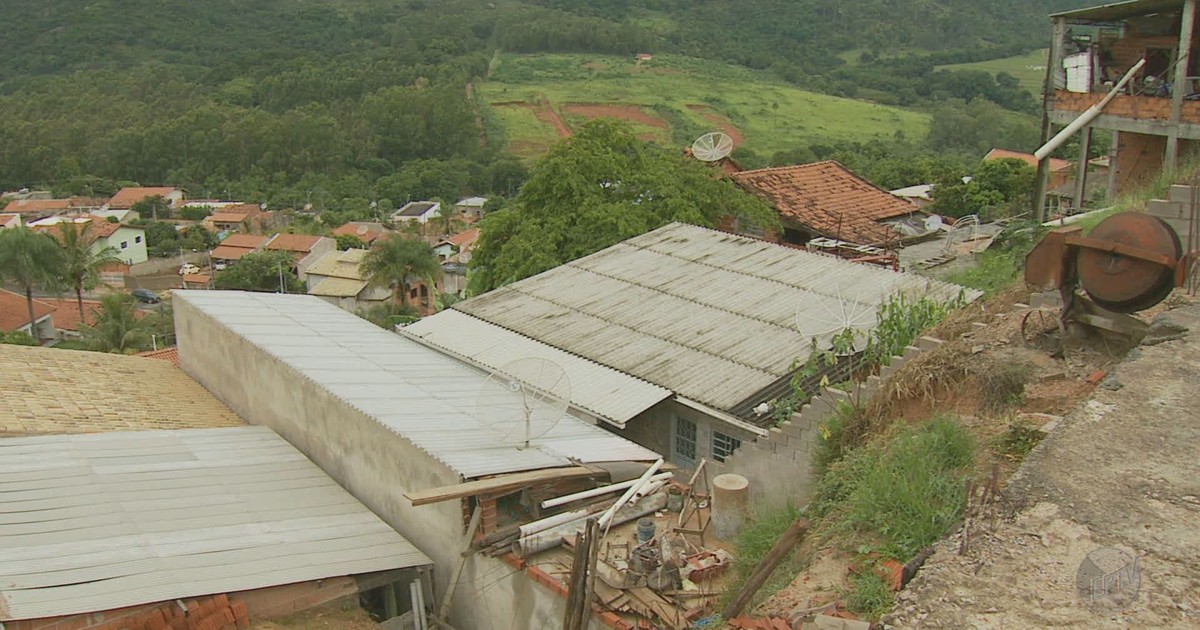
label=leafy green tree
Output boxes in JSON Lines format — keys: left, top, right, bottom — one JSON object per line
{"left": 54, "top": 221, "right": 123, "bottom": 322}
{"left": 930, "top": 158, "right": 1035, "bottom": 219}
{"left": 336, "top": 234, "right": 367, "bottom": 251}
{"left": 357, "top": 302, "right": 420, "bottom": 329}
{"left": 469, "top": 120, "right": 776, "bottom": 293}
{"left": 214, "top": 250, "right": 304, "bottom": 293}
{"left": 131, "top": 195, "right": 171, "bottom": 221}
{"left": 79, "top": 293, "right": 153, "bottom": 354}
{"left": 179, "top": 206, "right": 212, "bottom": 221}
{"left": 361, "top": 235, "right": 441, "bottom": 308}
{"left": 0, "top": 227, "right": 65, "bottom": 335}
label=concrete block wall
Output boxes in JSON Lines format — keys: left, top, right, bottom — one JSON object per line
{"left": 713, "top": 337, "right": 943, "bottom": 509}
{"left": 1152, "top": 186, "right": 1199, "bottom": 255}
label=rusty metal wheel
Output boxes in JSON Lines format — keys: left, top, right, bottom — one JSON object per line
{"left": 1021, "top": 308, "right": 1066, "bottom": 357}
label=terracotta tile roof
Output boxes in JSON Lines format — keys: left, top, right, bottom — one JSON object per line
{"left": 0, "top": 289, "right": 55, "bottom": 333}
{"left": 985, "top": 148, "right": 1072, "bottom": 173}
{"left": 209, "top": 211, "right": 251, "bottom": 223}
{"left": 137, "top": 347, "right": 180, "bottom": 366}
{"left": 441, "top": 228, "right": 479, "bottom": 249}
{"left": 34, "top": 216, "right": 124, "bottom": 239}
{"left": 219, "top": 233, "right": 269, "bottom": 248}
{"left": 730, "top": 161, "right": 910, "bottom": 245}
{"left": 107, "top": 187, "right": 179, "bottom": 209}
{"left": 333, "top": 222, "right": 388, "bottom": 244}
{"left": 0, "top": 213, "right": 21, "bottom": 228}
{"left": 2, "top": 198, "right": 74, "bottom": 215}
{"left": 210, "top": 245, "right": 256, "bottom": 261}
{"left": 182, "top": 273, "right": 211, "bottom": 284}
{"left": 266, "top": 233, "right": 322, "bottom": 253}
{"left": 0, "top": 344, "right": 243, "bottom": 435}
{"left": 34, "top": 297, "right": 147, "bottom": 332}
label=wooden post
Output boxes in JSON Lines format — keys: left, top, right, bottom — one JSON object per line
{"left": 1073, "top": 126, "right": 1093, "bottom": 212}
{"left": 721, "top": 517, "right": 809, "bottom": 619}
{"left": 437, "top": 506, "right": 482, "bottom": 622}
{"left": 562, "top": 531, "right": 588, "bottom": 630}
{"left": 1036, "top": 17, "right": 1068, "bottom": 222}
{"left": 582, "top": 518, "right": 600, "bottom": 628}
{"left": 1167, "top": 0, "right": 1197, "bottom": 170}
{"left": 1108, "top": 130, "right": 1121, "bottom": 200}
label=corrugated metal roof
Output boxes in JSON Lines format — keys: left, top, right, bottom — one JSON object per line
{"left": 400, "top": 310, "right": 672, "bottom": 428}
{"left": 305, "top": 248, "right": 368, "bottom": 280}
{"left": 0, "top": 426, "right": 430, "bottom": 621}
{"left": 1051, "top": 0, "right": 1181, "bottom": 21}
{"left": 309, "top": 276, "right": 369, "bottom": 297}
{"left": 176, "top": 292, "right": 660, "bottom": 479}
{"left": 456, "top": 223, "right": 978, "bottom": 411}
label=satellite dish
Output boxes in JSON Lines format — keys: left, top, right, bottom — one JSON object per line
{"left": 691, "top": 132, "right": 734, "bottom": 162}
{"left": 474, "top": 358, "right": 571, "bottom": 449}
{"left": 797, "top": 286, "right": 876, "bottom": 355}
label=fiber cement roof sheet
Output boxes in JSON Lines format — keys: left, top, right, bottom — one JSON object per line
{"left": 456, "top": 223, "right": 977, "bottom": 411}
{"left": 0, "top": 426, "right": 430, "bottom": 621}
{"left": 400, "top": 310, "right": 671, "bottom": 427}
{"left": 175, "top": 292, "right": 659, "bottom": 479}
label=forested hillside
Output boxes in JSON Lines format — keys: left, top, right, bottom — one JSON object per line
{"left": 0, "top": 0, "right": 1093, "bottom": 204}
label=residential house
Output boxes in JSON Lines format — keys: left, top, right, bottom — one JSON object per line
{"left": 0, "top": 344, "right": 433, "bottom": 626}
{"left": 181, "top": 273, "right": 212, "bottom": 289}
{"left": 401, "top": 223, "right": 976, "bottom": 501}
{"left": 391, "top": 200, "right": 441, "bottom": 225}
{"left": 729, "top": 160, "right": 917, "bottom": 248}
{"left": 88, "top": 207, "right": 138, "bottom": 223}
{"left": 0, "top": 213, "right": 21, "bottom": 229}
{"left": 175, "top": 290, "right": 659, "bottom": 630}
{"left": 203, "top": 203, "right": 265, "bottom": 233}
{"left": 265, "top": 233, "right": 335, "bottom": 280}
{"left": 0, "top": 289, "right": 55, "bottom": 341}
{"left": 453, "top": 196, "right": 488, "bottom": 221}
{"left": 30, "top": 216, "right": 149, "bottom": 265}
{"left": 333, "top": 221, "right": 389, "bottom": 246}
{"left": 209, "top": 233, "right": 270, "bottom": 268}
{"left": 2, "top": 197, "right": 101, "bottom": 220}
{"left": 105, "top": 186, "right": 184, "bottom": 211}
{"left": 303, "top": 248, "right": 393, "bottom": 312}
{"left": 432, "top": 228, "right": 479, "bottom": 262}
{"left": 985, "top": 148, "right": 1108, "bottom": 216}
{"left": 1042, "top": 0, "right": 1200, "bottom": 208}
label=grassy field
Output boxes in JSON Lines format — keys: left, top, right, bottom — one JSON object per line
{"left": 479, "top": 53, "right": 930, "bottom": 160}
{"left": 938, "top": 49, "right": 1049, "bottom": 94}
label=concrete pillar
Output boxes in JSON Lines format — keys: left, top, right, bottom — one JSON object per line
{"left": 1036, "top": 17, "right": 1069, "bottom": 222}
{"left": 1108, "top": 130, "right": 1121, "bottom": 200}
{"left": 1073, "top": 126, "right": 1093, "bottom": 211}
{"left": 711, "top": 473, "right": 749, "bottom": 540}
{"left": 1167, "top": 0, "right": 1197, "bottom": 171}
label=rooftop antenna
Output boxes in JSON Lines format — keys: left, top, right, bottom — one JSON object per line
{"left": 474, "top": 358, "right": 571, "bottom": 449}
{"left": 691, "top": 132, "right": 734, "bottom": 162}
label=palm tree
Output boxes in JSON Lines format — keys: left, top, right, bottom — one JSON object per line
{"left": 79, "top": 293, "right": 152, "bottom": 354}
{"left": 361, "top": 235, "right": 441, "bottom": 308}
{"left": 0, "top": 227, "right": 65, "bottom": 337}
{"left": 56, "top": 221, "right": 122, "bottom": 321}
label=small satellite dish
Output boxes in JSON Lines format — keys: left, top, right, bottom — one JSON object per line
{"left": 474, "top": 358, "right": 571, "bottom": 449}
{"left": 797, "top": 286, "right": 876, "bottom": 355}
{"left": 691, "top": 132, "right": 734, "bottom": 162}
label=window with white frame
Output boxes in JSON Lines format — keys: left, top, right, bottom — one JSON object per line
{"left": 711, "top": 431, "right": 742, "bottom": 463}
{"left": 674, "top": 416, "right": 696, "bottom": 464}
{"left": 120, "top": 241, "right": 128, "bottom": 249}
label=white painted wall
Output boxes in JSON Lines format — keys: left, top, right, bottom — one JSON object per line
{"left": 101, "top": 226, "right": 149, "bottom": 265}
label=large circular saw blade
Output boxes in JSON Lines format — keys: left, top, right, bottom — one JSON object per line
{"left": 1077, "top": 212, "right": 1180, "bottom": 313}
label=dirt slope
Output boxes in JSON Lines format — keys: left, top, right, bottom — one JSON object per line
{"left": 884, "top": 303, "right": 1200, "bottom": 628}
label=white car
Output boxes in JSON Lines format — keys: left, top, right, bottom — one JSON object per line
{"left": 179, "top": 263, "right": 201, "bottom": 275}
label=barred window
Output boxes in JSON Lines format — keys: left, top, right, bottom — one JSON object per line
{"left": 712, "top": 431, "right": 742, "bottom": 463}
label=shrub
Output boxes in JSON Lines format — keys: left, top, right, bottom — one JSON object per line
{"left": 846, "top": 566, "right": 894, "bottom": 619}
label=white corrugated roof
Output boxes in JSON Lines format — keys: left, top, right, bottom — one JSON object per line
{"left": 176, "top": 292, "right": 659, "bottom": 479}
{"left": 400, "top": 310, "right": 672, "bottom": 428}
{"left": 309, "top": 276, "right": 369, "bottom": 297}
{"left": 0, "top": 426, "right": 430, "bottom": 621}
{"left": 456, "top": 223, "right": 978, "bottom": 411}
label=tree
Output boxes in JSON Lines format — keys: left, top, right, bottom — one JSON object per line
{"left": 55, "top": 221, "right": 123, "bottom": 322}
{"left": 79, "top": 293, "right": 153, "bottom": 354}
{"left": 336, "top": 234, "right": 367, "bottom": 250}
{"left": 361, "top": 235, "right": 441, "bottom": 308}
{"left": 131, "top": 195, "right": 171, "bottom": 221}
{"left": 0, "top": 331, "right": 37, "bottom": 346}
{"left": 469, "top": 120, "right": 777, "bottom": 293}
{"left": 214, "top": 250, "right": 304, "bottom": 293}
{"left": 0, "top": 227, "right": 65, "bottom": 336}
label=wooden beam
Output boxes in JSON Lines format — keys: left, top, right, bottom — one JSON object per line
{"left": 405, "top": 466, "right": 599, "bottom": 506}
{"left": 721, "top": 518, "right": 810, "bottom": 619}
{"left": 1073, "top": 126, "right": 1093, "bottom": 211}
{"left": 1168, "top": 0, "right": 1198, "bottom": 169}
{"left": 1036, "top": 17, "right": 1068, "bottom": 222}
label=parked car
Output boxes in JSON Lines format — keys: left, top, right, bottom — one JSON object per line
{"left": 179, "top": 263, "right": 201, "bottom": 275}
{"left": 213, "top": 261, "right": 228, "bottom": 271}
{"left": 131, "top": 288, "right": 161, "bottom": 304}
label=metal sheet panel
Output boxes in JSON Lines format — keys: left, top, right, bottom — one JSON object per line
{"left": 175, "top": 292, "right": 660, "bottom": 479}
{"left": 456, "top": 223, "right": 979, "bottom": 411}
{"left": 0, "top": 426, "right": 431, "bottom": 621}
{"left": 400, "top": 310, "right": 671, "bottom": 427}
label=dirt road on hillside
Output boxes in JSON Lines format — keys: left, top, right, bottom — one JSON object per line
{"left": 884, "top": 302, "right": 1200, "bottom": 629}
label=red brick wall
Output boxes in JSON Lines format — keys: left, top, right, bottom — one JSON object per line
{"left": 14, "top": 595, "right": 249, "bottom": 630}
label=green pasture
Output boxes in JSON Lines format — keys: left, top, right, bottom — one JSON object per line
{"left": 479, "top": 53, "right": 931, "bottom": 159}
{"left": 938, "top": 49, "right": 1049, "bottom": 93}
